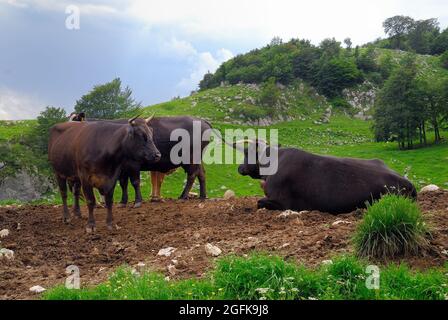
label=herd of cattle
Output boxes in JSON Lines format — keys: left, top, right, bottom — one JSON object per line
{"left": 48, "top": 113, "right": 416, "bottom": 232}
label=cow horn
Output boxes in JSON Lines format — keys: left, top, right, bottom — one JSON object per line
{"left": 233, "top": 139, "right": 255, "bottom": 147}
{"left": 145, "top": 113, "right": 155, "bottom": 124}
{"left": 128, "top": 114, "right": 141, "bottom": 125}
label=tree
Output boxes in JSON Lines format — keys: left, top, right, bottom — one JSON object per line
{"left": 74, "top": 78, "right": 142, "bottom": 119}
{"left": 418, "top": 78, "right": 448, "bottom": 143}
{"left": 408, "top": 18, "right": 439, "bottom": 54}
{"left": 270, "top": 36, "right": 283, "bottom": 47}
{"left": 199, "top": 72, "right": 214, "bottom": 90}
{"left": 373, "top": 54, "right": 421, "bottom": 149}
{"left": 383, "top": 15, "right": 415, "bottom": 50}
{"left": 431, "top": 28, "right": 448, "bottom": 55}
{"left": 315, "top": 57, "right": 362, "bottom": 97}
{"left": 319, "top": 38, "right": 341, "bottom": 59}
{"left": 32, "top": 106, "right": 67, "bottom": 153}
{"left": 258, "top": 77, "right": 280, "bottom": 109}
{"left": 440, "top": 50, "right": 448, "bottom": 69}
{"left": 356, "top": 46, "right": 378, "bottom": 73}
{"left": 344, "top": 38, "right": 353, "bottom": 50}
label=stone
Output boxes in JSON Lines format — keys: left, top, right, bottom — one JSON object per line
{"left": 205, "top": 243, "right": 222, "bottom": 257}
{"left": 332, "top": 220, "right": 351, "bottom": 226}
{"left": 29, "top": 285, "right": 46, "bottom": 294}
{"left": 223, "top": 189, "right": 235, "bottom": 200}
{"left": 167, "top": 264, "right": 177, "bottom": 276}
{"left": 322, "top": 259, "right": 333, "bottom": 265}
{"left": 420, "top": 184, "right": 440, "bottom": 193}
{"left": 158, "top": 247, "right": 176, "bottom": 257}
{"left": 277, "top": 210, "right": 301, "bottom": 218}
{"left": 0, "top": 170, "right": 53, "bottom": 202}
{"left": 0, "top": 248, "right": 14, "bottom": 260}
{"left": 0, "top": 229, "right": 10, "bottom": 238}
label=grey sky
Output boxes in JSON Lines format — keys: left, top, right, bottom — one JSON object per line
{"left": 0, "top": 0, "right": 447, "bottom": 120}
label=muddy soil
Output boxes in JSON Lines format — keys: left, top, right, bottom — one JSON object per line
{"left": 1, "top": 191, "right": 447, "bottom": 300}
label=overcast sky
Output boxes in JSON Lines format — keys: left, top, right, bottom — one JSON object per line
{"left": 0, "top": 0, "right": 447, "bottom": 120}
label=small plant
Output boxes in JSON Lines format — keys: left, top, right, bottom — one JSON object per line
{"left": 354, "top": 194, "right": 430, "bottom": 259}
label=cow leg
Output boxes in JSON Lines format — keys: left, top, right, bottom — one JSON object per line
{"left": 130, "top": 171, "right": 142, "bottom": 208}
{"left": 150, "top": 171, "right": 163, "bottom": 202}
{"left": 257, "top": 197, "right": 284, "bottom": 211}
{"left": 198, "top": 164, "right": 207, "bottom": 199}
{"left": 105, "top": 189, "right": 114, "bottom": 231}
{"left": 57, "top": 176, "right": 70, "bottom": 223}
{"left": 72, "top": 181, "right": 82, "bottom": 218}
{"left": 179, "top": 166, "right": 198, "bottom": 200}
{"left": 118, "top": 175, "right": 128, "bottom": 208}
{"left": 82, "top": 184, "right": 96, "bottom": 233}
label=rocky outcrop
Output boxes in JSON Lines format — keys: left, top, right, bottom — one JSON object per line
{"left": 343, "top": 81, "right": 377, "bottom": 120}
{"left": 0, "top": 170, "right": 53, "bottom": 202}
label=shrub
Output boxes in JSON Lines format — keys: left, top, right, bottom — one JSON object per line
{"left": 440, "top": 50, "right": 448, "bottom": 70}
{"left": 354, "top": 195, "right": 430, "bottom": 259}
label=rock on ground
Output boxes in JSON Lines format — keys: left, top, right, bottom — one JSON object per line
{"left": 205, "top": 243, "right": 222, "bottom": 256}
{"left": 223, "top": 190, "right": 235, "bottom": 200}
{"left": 421, "top": 184, "right": 440, "bottom": 193}
{"left": 157, "top": 247, "right": 176, "bottom": 257}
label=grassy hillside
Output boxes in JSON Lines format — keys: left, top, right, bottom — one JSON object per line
{"left": 1, "top": 49, "right": 447, "bottom": 205}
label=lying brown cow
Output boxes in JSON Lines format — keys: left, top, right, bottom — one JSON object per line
{"left": 48, "top": 116, "right": 160, "bottom": 232}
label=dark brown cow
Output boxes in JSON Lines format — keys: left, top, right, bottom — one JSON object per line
{"left": 235, "top": 140, "right": 417, "bottom": 214}
{"left": 69, "top": 113, "right": 212, "bottom": 206}
{"left": 48, "top": 117, "right": 160, "bottom": 232}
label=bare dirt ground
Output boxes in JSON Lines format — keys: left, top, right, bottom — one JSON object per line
{"left": 1, "top": 191, "right": 447, "bottom": 300}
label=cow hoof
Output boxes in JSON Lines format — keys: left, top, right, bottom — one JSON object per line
{"left": 85, "top": 226, "right": 96, "bottom": 233}
{"left": 107, "top": 224, "right": 113, "bottom": 231}
{"left": 63, "top": 217, "right": 71, "bottom": 224}
{"left": 150, "top": 197, "right": 162, "bottom": 203}
{"left": 117, "top": 203, "right": 127, "bottom": 208}
{"left": 73, "top": 211, "right": 82, "bottom": 218}
{"left": 133, "top": 202, "right": 142, "bottom": 209}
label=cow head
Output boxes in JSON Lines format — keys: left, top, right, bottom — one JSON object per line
{"left": 126, "top": 115, "right": 161, "bottom": 163}
{"left": 234, "top": 139, "right": 280, "bottom": 178}
{"left": 233, "top": 139, "right": 266, "bottom": 179}
{"left": 68, "top": 112, "right": 86, "bottom": 122}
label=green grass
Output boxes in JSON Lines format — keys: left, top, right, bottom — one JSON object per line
{"left": 354, "top": 195, "right": 430, "bottom": 259}
{"left": 43, "top": 253, "right": 448, "bottom": 300}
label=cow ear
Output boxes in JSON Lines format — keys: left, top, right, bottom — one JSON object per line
{"left": 79, "top": 112, "right": 86, "bottom": 121}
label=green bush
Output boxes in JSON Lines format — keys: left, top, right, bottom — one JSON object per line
{"left": 440, "top": 50, "right": 448, "bottom": 69}
{"left": 354, "top": 195, "right": 430, "bottom": 259}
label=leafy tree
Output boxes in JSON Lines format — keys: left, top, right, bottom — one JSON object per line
{"left": 315, "top": 57, "right": 362, "bottom": 97}
{"left": 292, "top": 45, "right": 321, "bottom": 82}
{"left": 32, "top": 106, "right": 67, "bottom": 154}
{"left": 373, "top": 55, "right": 421, "bottom": 149}
{"left": 319, "top": 38, "right": 341, "bottom": 59}
{"left": 199, "top": 72, "right": 215, "bottom": 90}
{"left": 270, "top": 36, "right": 283, "bottom": 47}
{"left": 440, "top": 50, "right": 448, "bottom": 69}
{"left": 356, "top": 46, "right": 378, "bottom": 73}
{"left": 431, "top": 28, "right": 448, "bottom": 55}
{"left": 74, "top": 78, "right": 142, "bottom": 119}
{"left": 417, "top": 78, "right": 448, "bottom": 143}
{"left": 383, "top": 15, "right": 415, "bottom": 49}
{"left": 408, "top": 18, "right": 439, "bottom": 54}
{"left": 258, "top": 77, "right": 280, "bottom": 109}
{"left": 344, "top": 38, "right": 353, "bottom": 50}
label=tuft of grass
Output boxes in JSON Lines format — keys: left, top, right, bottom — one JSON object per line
{"left": 43, "top": 253, "right": 448, "bottom": 300}
{"left": 354, "top": 195, "right": 430, "bottom": 260}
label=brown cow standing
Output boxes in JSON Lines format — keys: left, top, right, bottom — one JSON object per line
{"left": 48, "top": 116, "right": 160, "bottom": 232}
